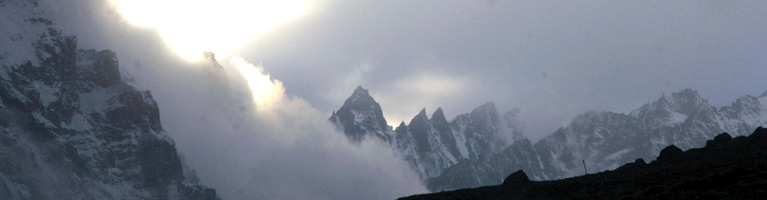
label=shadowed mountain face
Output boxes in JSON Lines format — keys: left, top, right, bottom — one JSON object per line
{"left": 400, "top": 127, "right": 767, "bottom": 200}
{"left": 329, "top": 86, "right": 392, "bottom": 142}
{"left": 0, "top": 1, "right": 218, "bottom": 199}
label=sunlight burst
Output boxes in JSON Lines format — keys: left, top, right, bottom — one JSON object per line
{"left": 114, "top": 0, "right": 309, "bottom": 60}
{"left": 231, "top": 56, "right": 285, "bottom": 112}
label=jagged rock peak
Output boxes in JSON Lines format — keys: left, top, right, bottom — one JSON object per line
{"left": 415, "top": 108, "right": 429, "bottom": 119}
{"left": 433, "top": 107, "right": 444, "bottom": 116}
{"left": 353, "top": 85, "right": 370, "bottom": 97}
{"left": 671, "top": 88, "right": 705, "bottom": 104}
{"left": 340, "top": 85, "right": 379, "bottom": 110}
{"left": 634, "top": 88, "right": 711, "bottom": 117}
{"left": 468, "top": 102, "right": 500, "bottom": 123}
{"left": 330, "top": 86, "right": 390, "bottom": 142}
{"left": 655, "top": 88, "right": 704, "bottom": 105}
{"left": 432, "top": 107, "right": 448, "bottom": 123}
{"left": 475, "top": 102, "right": 496, "bottom": 111}
{"left": 409, "top": 108, "right": 430, "bottom": 127}
{"left": 398, "top": 121, "right": 407, "bottom": 129}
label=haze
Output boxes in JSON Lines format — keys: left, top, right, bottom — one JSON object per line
{"left": 45, "top": 0, "right": 767, "bottom": 199}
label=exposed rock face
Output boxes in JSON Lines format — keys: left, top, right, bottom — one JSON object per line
{"left": 400, "top": 128, "right": 767, "bottom": 200}
{"left": 427, "top": 88, "right": 767, "bottom": 191}
{"left": 330, "top": 87, "right": 511, "bottom": 180}
{"left": 329, "top": 86, "right": 392, "bottom": 142}
{"left": 331, "top": 85, "right": 767, "bottom": 192}
{"left": 0, "top": 1, "right": 218, "bottom": 199}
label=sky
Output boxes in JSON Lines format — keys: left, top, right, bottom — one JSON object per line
{"left": 51, "top": 0, "right": 767, "bottom": 140}
{"left": 43, "top": 0, "right": 767, "bottom": 199}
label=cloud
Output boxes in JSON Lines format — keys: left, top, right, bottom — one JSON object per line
{"left": 373, "top": 67, "right": 476, "bottom": 126}
{"left": 45, "top": 0, "right": 426, "bottom": 199}
{"left": 130, "top": 54, "right": 427, "bottom": 200}
{"left": 45, "top": 0, "right": 767, "bottom": 197}
{"left": 190, "top": 56, "right": 427, "bottom": 199}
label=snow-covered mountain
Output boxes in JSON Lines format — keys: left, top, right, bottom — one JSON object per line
{"left": 330, "top": 86, "right": 767, "bottom": 192}
{"left": 429, "top": 88, "right": 767, "bottom": 191}
{"left": 330, "top": 86, "right": 513, "bottom": 180}
{"left": 0, "top": 1, "right": 218, "bottom": 199}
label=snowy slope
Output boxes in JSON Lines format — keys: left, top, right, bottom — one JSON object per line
{"left": 428, "top": 88, "right": 767, "bottom": 191}
{"left": 330, "top": 87, "right": 513, "bottom": 181}
{"left": 0, "top": 1, "right": 219, "bottom": 199}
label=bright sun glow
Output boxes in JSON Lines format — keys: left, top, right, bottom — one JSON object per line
{"left": 231, "top": 56, "right": 285, "bottom": 112}
{"left": 114, "top": 0, "right": 309, "bottom": 61}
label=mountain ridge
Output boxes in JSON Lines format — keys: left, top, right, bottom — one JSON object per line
{"left": 400, "top": 127, "right": 767, "bottom": 199}
{"left": 0, "top": 1, "right": 219, "bottom": 199}
{"left": 330, "top": 86, "right": 767, "bottom": 192}
{"left": 330, "top": 86, "right": 512, "bottom": 180}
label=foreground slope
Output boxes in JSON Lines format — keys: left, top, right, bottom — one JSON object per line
{"left": 401, "top": 127, "right": 767, "bottom": 199}
{"left": 0, "top": 1, "right": 218, "bottom": 199}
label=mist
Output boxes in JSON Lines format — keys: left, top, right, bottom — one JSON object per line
{"left": 44, "top": 0, "right": 767, "bottom": 198}
{"left": 153, "top": 55, "right": 426, "bottom": 200}
{"left": 46, "top": 0, "right": 426, "bottom": 199}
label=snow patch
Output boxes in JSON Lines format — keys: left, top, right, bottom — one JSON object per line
{"left": 604, "top": 148, "right": 633, "bottom": 161}
{"left": 32, "top": 112, "right": 56, "bottom": 128}
{"left": 31, "top": 81, "right": 58, "bottom": 106}
{"left": 60, "top": 113, "right": 92, "bottom": 131}
{"left": 667, "top": 111, "right": 687, "bottom": 125}
{"left": 453, "top": 122, "right": 469, "bottom": 158}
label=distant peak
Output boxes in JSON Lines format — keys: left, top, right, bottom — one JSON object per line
{"left": 475, "top": 102, "right": 497, "bottom": 112}
{"left": 202, "top": 51, "right": 222, "bottom": 68}
{"left": 202, "top": 51, "right": 216, "bottom": 60}
{"left": 671, "top": 88, "right": 700, "bottom": 98}
{"left": 431, "top": 107, "right": 449, "bottom": 125}
{"left": 396, "top": 121, "right": 408, "bottom": 130}
{"left": 352, "top": 85, "right": 369, "bottom": 96}
{"left": 342, "top": 85, "right": 376, "bottom": 107}
{"left": 760, "top": 89, "right": 767, "bottom": 98}
{"left": 416, "top": 108, "right": 428, "bottom": 118}
{"left": 432, "top": 107, "right": 445, "bottom": 118}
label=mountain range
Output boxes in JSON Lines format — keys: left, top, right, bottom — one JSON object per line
{"left": 4, "top": 0, "right": 766, "bottom": 198}
{"left": 331, "top": 86, "right": 767, "bottom": 192}
{"left": 0, "top": 1, "right": 218, "bottom": 199}
{"left": 400, "top": 127, "right": 767, "bottom": 199}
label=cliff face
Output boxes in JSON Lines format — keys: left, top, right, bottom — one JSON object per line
{"left": 0, "top": 1, "right": 218, "bottom": 199}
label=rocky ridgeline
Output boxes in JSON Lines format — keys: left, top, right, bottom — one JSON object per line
{"left": 331, "top": 85, "right": 767, "bottom": 192}
{"left": 330, "top": 86, "right": 512, "bottom": 180}
{"left": 400, "top": 127, "right": 767, "bottom": 199}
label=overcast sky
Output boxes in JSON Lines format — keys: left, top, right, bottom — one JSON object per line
{"left": 240, "top": 0, "right": 767, "bottom": 139}
{"left": 52, "top": 0, "right": 767, "bottom": 140}
{"left": 45, "top": 1, "right": 767, "bottom": 198}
